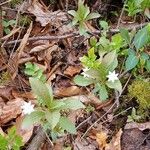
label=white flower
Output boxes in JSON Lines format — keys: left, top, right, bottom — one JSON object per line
{"left": 81, "top": 67, "right": 90, "bottom": 78}
{"left": 107, "top": 71, "right": 119, "bottom": 83}
{"left": 21, "top": 101, "right": 35, "bottom": 115}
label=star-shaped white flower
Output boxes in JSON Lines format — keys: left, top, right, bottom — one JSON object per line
{"left": 81, "top": 67, "right": 90, "bottom": 78}
{"left": 21, "top": 101, "right": 35, "bottom": 115}
{"left": 107, "top": 71, "right": 119, "bottom": 82}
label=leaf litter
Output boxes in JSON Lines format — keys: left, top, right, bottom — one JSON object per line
{"left": 0, "top": 0, "right": 150, "bottom": 149}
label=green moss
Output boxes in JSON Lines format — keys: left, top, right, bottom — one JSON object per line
{"left": 128, "top": 79, "right": 150, "bottom": 119}
{"left": 18, "top": 15, "right": 31, "bottom": 26}
{"left": 9, "top": 0, "right": 23, "bottom": 7}
{"left": 0, "top": 71, "right": 11, "bottom": 85}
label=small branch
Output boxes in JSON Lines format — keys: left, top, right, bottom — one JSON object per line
{"left": 2, "top": 22, "right": 149, "bottom": 46}
{"left": 0, "top": 0, "right": 11, "bottom": 6}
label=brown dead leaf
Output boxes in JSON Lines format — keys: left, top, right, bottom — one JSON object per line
{"left": 125, "top": 122, "right": 150, "bottom": 131}
{"left": 64, "top": 66, "right": 82, "bottom": 77}
{"left": 96, "top": 131, "right": 108, "bottom": 149}
{"left": 15, "top": 116, "right": 34, "bottom": 144}
{"left": 73, "top": 136, "right": 98, "bottom": 150}
{"left": 29, "top": 44, "right": 50, "bottom": 54}
{"left": 121, "top": 128, "right": 150, "bottom": 150}
{"left": 105, "top": 129, "right": 122, "bottom": 150}
{"left": 0, "top": 98, "right": 24, "bottom": 125}
{"left": 0, "top": 86, "right": 13, "bottom": 101}
{"left": 12, "top": 90, "right": 34, "bottom": 99}
{"left": 7, "top": 22, "right": 33, "bottom": 79}
{"left": 54, "top": 86, "right": 82, "bottom": 97}
{"left": 27, "top": 1, "right": 67, "bottom": 27}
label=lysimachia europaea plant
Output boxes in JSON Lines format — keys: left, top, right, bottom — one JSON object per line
{"left": 68, "top": 0, "right": 100, "bottom": 35}
{"left": 23, "top": 63, "right": 85, "bottom": 139}
{"left": 74, "top": 47, "right": 122, "bottom": 101}
{"left": 0, "top": 127, "right": 23, "bottom": 150}
{"left": 120, "top": 24, "right": 150, "bottom": 72}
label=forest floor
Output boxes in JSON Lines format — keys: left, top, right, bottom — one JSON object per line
{"left": 0, "top": 0, "right": 150, "bottom": 150}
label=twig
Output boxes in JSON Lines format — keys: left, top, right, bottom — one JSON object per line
{"left": 81, "top": 101, "right": 117, "bottom": 138}
{"left": 116, "top": 0, "right": 127, "bottom": 29}
{"left": 0, "top": 0, "right": 11, "bottom": 6}
{"left": 76, "top": 116, "right": 92, "bottom": 130}
{"left": 2, "top": 22, "right": 149, "bottom": 46}
{"left": 114, "top": 73, "right": 132, "bottom": 107}
{"left": 81, "top": 101, "right": 132, "bottom": 138}
{"left": 3, "top": 33, "right": 79, "bottom": 45}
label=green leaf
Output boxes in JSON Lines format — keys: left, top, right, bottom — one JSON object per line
{"left": 50, "top": 101, "right": 65, "bottom": 110}
{"left": 0, "top": 134, "right": 8, "bottom": 150}
{"left": 62, "top": 98, "right": 85, "bottom": 110}
{"left": 68, "top": 10, "right": 77, "bottom": 17}
{"left": 146, "top": 60, "right": 150, "bottom": 72}
{"left": 86, "top": 12, "right": 100, "bottom": 20}
{"left": 45, "top": 111, "right": 60, "bottom": 129}
{"left": 141, "top": 52, "right": 149, "bottom": 60}
{"left": 22, "top": 111, "right": 45, "bottom": 129}
{"left": 99, "top": 85, "right": 108, "bottom": 101}
{"left": 99, "top": 21, "right": 109, "bottom": 30}
{"left": 120, "top": 28, "right": 130, "bottom": 44}
{"left": 29, "top": 78, "right": 53, "bottom": 107}
{"left": 125, "top": 50, "right": 139, "bottom": 71}
{"left": 93, "top": 84, "right": 108, "bottom": 101}
{"left": 102, "top": 50, "right": 118, "bottom": 70}
{"left": 106, "top": 80, "right": 122, "bottom": 93}
{"left": 133, "top": 26, "right": 149, "bottom": 50}
{"left": 74, "top": 75, "right": 94, "bottom": 86}
{"left": 79, "top": 22, "right": 86, "bottom": 35}
{"left": 59, "top": 117, "right": 76, "bottom": 134}
{"left": 90, "top": 37, "right": 97, "bottom": 47}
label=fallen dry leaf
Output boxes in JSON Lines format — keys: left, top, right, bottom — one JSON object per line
{"left": 7, "top": 22, "right": 33, "bottom": 79}
{"left": 105, "top": 129, "right": 122, "bottom": 150}
{"left": 15, "top": 116, "right": 34, "bottom": 144}
{"left": 27, "top": 0, "right": 67, "bottom": 27}
{"left": 54, "top": 86, "right": 82, "bottom": 97}
{"left": 121, "top": 128, "right": 150, "bottom": 150}
{"left": 0, "top": 86, "right": 13, "bottom": 101}
{"left": 64, "top": 65, "right": 82, "bottom": 77}
{"left": 0, "top": 98, "right": 24, "bottom": 125}
{"left": 125, "top": 122, "right": 150, "bottom": 131}
{"left": 96, "top": 131, "right": 108, "bottom": 149}
{"left": 73, "top": 136, "right": 97, "bottom": 150}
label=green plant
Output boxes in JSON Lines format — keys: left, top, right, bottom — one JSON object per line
{"left": 2, "top": 11, "right": 16, "bottom": 34}
{"left": 22, "top": 77, "right": 85, "bottom": 139}
{"left": 128, "top": 79, "right": 150, "bottom": 119}
{"left": 18, "top": 15, "right": 31, "bottom": 27}
{"left": 24, "top": 62, "right": 46, "bottom": 82}
{"left": 68, "top": 0, "right": 100, "bottom": 35}
{"left": 0, "top": 71, "right": 11, "bottom": 85}
{"left": 128, "top": 79, "right": 150, "bottom": 110}
{"left": 74, "top": 47, "right": 122, "bottom": 101}
{"left": 9, "top": 0, "right": 23, "bottom": 8}
{"left": 90, "top": 21, "right": 125, "bottom": 53}
{"left": 120, "top": 24, "right": 150, "bottom": 72}
{"left": 0, "top": 127, "right": 23, "bottom": 150}
{"left": 125, "top": 0, "right": 150, "bottom": 17}
{"left": 127, "top": 107, "right": 142, "bottom": 122}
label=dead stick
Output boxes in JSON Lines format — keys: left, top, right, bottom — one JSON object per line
{"left": 2, "top": 22, "right": 149, "bottom": 45}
